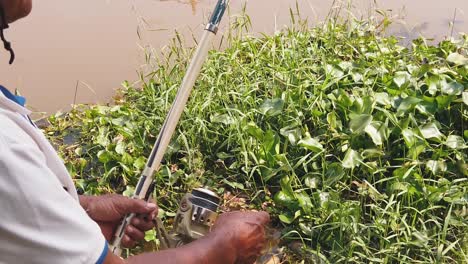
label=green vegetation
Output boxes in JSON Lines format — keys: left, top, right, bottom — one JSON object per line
{"left": 45, "top": 13, "right": 467, "bottom": 263}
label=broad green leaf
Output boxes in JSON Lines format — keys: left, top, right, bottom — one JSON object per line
{"left": 259, "top": 98, "right": 284, "bottom": 116}
{"left": 445, "top": 135, "right": 466, "bottom": 149}
{"left": 326, "top": 64, "right": 344, "bottom": 78}
{"left": 436, "top": 95, "right": 456, "bottom": 109}
{"left": 426, "top": 160, "right": 447, "bottom": 175}
{"left": 409, "top": 141, "right": 427, "bottom": 160}
{"left": 133, "top": 156, "right": 147, "bottom": 169}
{"left": 441, "top": 81, "right": 464, "bottom": 95}
{"left": 273, "top": 191, "right": 297, "bottom": 209}
{"left": 122, "top": 186, "right": 135, "bottom": 197}
{"left": 304, "top": 176, "right": 320, "bottom": 189}
{"left": 447, "top": 52, "right": 468, "bottom": 66}
{"left": 425, "top": 75, "right": 441, "bottom": 95}
{"left": 97, "top": 150, "right": 113, "bottom": 163}
{"left": 298, "top": 136, "right": 323, "bottom": 152}
{"left": 263, "top": 130, "right": 278, "bottom": 151}
{"left": 351, "top": 72, "right": 363, "bottom": 82}
{"left": 121, "top": 152, "right": 133, "bottom": 165}
{"left": 96, "top": 133, "right": 110, "bottom": 147}
{"left": 144, "top": 230, "right": 156, "bottom": 242}
{"left": 349, "top": 114, "right": 372, "bottom": 134}
{"left": 280, "top": 176, "right": 295, "bottom": 197}
{"left": 342, "top": 149, "right": 362, "bottom": 169}
{"left": 352, "top": 96, "right": 375, "bottom": 115}
{"left": 245, "top": 122, "right": 264, "bottom": 140}
{"left": 338, "top": 61, "right": 353, "bottom": 71}
{"left": 211, "top": 114, "right": 235, "bottom": 125}
{"left": 420, "top": 123, "right": 443, "bottom": 140}
{"left": 397, "top": 96, "right": 422, "bottom": 114}
{"left": 365, "top": 122, "right": 383, "bottom": 146}
{"left": 318, "top": 191, "right": 333, "bottom": 209}
{"left": 415, "top": 101, "right": 437, "bottom": 116}
{"left": 462, "top": 92, "right": 468, "bottom": 106}
{"left": 337, "top": 89, "right": 353, "bottom": 106}
{"left": 74, "top": 147, "right": 83, "bottom": 156}
{"left": 324, "top": 163, "right": 345, "bottom": 185}
{"left": 280, "top": 126, "right": 301, "bottom": 145}
{"left": 278, "top": 214, "right": 294, "bottom": 224}
{"left": 296, "top": 192, "right": 313, "bottom": 214}
{"left": 361, "top": 148, "right": 384, "bottom": 158}
{"left": 96, "top": 105, "right": 110, "bottom": 114}
{"left": 111, "top": 117, "right": 125, "bottom": 126}
{"left": 278, "top": 210, "right": 301, "bottom": 224}
{"left": 375, "top": 92, "right": 391, "bottom": 106}
{"left": 115, "top": 140, "right": 126, "bottom": 155}
{"left": 406, "top": 64, "right": 419, "bottom": 74}
{"left": 327, "top": 112, "right": 342, "bottom": 131}
{"left": 394, "top": 71, "right": 410, "bottom": 87}
{"left": 78, "top": 158, "right": 87, "bottom": 169}
{"left": 160, "top": 166, "right": 171, "bottom": 183}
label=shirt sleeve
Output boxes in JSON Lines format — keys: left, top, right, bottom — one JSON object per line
{"left": 0, "top": 133, "right": 107, "bottom": 264}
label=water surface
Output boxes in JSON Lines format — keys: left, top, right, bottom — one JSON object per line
{"left": 0, "top": 0, "right": 466, "bottom": 113}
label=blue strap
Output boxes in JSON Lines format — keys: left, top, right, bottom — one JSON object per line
{"left": 0, "top": 85, "right": 36, "bottom": 127}
{"left": 0, "top": 85, "right": 26, "bottom": 106}
{"left": 95, "top": 242, "right": 109, "bottom": 264}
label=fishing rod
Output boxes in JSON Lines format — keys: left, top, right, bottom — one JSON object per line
{"left": 110, "top": 0, "right": 229, "bottom": 255}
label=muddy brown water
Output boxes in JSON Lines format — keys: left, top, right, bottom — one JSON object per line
{"left": 0, "top": 0, "right": 466, "bottom": 114}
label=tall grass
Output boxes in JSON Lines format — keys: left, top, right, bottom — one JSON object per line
{"left": 45, "top": 10, "right": 467, "bottom": 263}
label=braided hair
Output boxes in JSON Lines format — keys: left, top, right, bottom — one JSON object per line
{"left": 0, "top": 3, "right": 15, "bottom": 64}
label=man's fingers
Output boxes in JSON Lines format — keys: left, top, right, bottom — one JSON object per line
{"left": 238, "top": 211, "right": 270, "bottom": 225}
{"left": 126, "top": 225, "right": 145, "bottom": 242}
{"left": 115, "top": 197, "right": 158, "bottom": 215}
{"left": 120, "top": 221, "right": 150, "bottom": 248}
{"left": 121, "top": 235, "right": 137, "bottom": 248}
{"left": 253, "top": 211, "right": 270, "bottom": 225}
{"left": 131, "top": 216, "right": 155, "bottom": 231}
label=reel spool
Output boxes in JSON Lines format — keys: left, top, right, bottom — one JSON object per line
{"left": 156, "top": 188, "right": 221, "bottom": 249}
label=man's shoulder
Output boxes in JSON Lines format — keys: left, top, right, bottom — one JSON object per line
{"left": 0, "top": 109, "right": 39, "bottom": 150}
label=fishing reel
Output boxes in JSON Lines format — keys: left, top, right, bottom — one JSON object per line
{"left": 155, "top": 188, "right": 221, "bottom": 249}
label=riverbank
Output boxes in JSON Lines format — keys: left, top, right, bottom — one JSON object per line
{"left": 44, "top": 15, "right": 468, "bottom": 263}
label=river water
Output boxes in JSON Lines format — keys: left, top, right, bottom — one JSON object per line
{"left": 0, "top": 0, "right": 466, "bottom": 114}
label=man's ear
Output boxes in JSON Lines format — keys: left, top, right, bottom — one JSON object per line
{"left": 0, "top": 0, "right": 32, "bottom": 23}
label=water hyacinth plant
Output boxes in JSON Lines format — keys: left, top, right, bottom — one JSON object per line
{"left": 45, "top": 13, "right": 467, "bottom": 263}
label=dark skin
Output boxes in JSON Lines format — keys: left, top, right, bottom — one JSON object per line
{"left": 79, "top": 193, "right": 270, "bottom": 264}
{"left": 112, "top": 211, "right": 270, "bottom": 264}
{"left": 4, "top": 1, "right": 271, "bottom": 263}
{"left": 0, "top": 0, "right": 31, "bottom": 23}
{"left": 79, "top": 195, "right": 159, "bottom": 248}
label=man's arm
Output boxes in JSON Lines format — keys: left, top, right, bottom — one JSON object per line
{"left": 0, "top": 131, "right": 108, "bottom": 264}
{"left": 105, "top": 234, "right": 236, "bottom": 264}
{"left": 104, "top": 211, "right": 270, "bottom": 264}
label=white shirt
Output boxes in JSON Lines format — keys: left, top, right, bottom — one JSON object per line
{"left": 0, "top": 88, "right": 107, "bottom": 264}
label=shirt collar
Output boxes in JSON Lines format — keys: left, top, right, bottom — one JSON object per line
{"left": 0, "top": 85, "right": 31, "bottom": 115}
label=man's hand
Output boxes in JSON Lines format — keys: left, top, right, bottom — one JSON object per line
{"left": 210, "top": 211, "right": 270, "bottom": 264}
{"left": 118, "top": 210, "right": 270, "bottom": 264}
{"left": 79, "top": 195, "right": 158, "bottom": 248}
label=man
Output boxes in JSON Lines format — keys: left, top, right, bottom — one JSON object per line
{"left": 0, "top": 1, "right": 270, "bottom": 263}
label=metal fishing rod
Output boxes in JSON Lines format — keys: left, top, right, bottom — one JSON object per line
{"left": 110, "top": 0, "right": 229, "bottom": 255}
